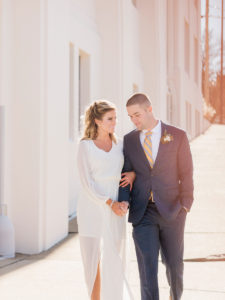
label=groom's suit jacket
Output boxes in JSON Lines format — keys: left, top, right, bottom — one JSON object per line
{"left": 118, "top": 121, "right": 194, "bottom": 225}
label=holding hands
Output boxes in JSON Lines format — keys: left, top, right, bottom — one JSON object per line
{"left": 106, "top": 199, "right": 129, "bottom": 216}
{"left": 112, "top": 201, "right": 129, "bottom": 216}
{"left": 106, "top": 170, "right": 135, "bottom": 216}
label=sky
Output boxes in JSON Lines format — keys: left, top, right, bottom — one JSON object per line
{"left": 201, "top": 0, "right": 225, "bottom": 75}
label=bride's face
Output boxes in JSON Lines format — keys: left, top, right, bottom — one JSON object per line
{"left": 96, "top": 110, "right": 117, "bottom": 134}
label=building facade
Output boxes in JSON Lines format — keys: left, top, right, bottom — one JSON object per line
{"left": 0, "top": 0, "right": 203, "bottom": 254}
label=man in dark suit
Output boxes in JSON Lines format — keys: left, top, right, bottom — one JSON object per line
{"left": 119, "top": 93, "right": 194, "bottom": 300}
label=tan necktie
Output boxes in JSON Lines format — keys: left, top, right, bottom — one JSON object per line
{"left": 143, "top": 131, "right": 154, "bottom": 168}
{"left": 143, "top": 131, "right": 154, "bottom": 202}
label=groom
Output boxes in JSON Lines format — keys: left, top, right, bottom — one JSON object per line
{"left": 118, "top": 93, "right": 194, "bottom": 300}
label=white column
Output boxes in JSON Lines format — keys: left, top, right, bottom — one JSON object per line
{"left": 10, "top": 0, "right": 69, "bottom": 254}
{"left": 10, "top": 0, "right": 44, "bottom": 253}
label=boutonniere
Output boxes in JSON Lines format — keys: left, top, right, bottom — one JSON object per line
{"left": 160, "top": 129, "right": 174, "bottom": 144}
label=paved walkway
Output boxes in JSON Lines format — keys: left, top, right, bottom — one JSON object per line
{"left": 1, "top": 124, "right": 225, "bottom": 299}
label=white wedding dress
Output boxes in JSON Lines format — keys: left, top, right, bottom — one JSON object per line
{"left": 77, "top": 139, "right": 134, "bottom": 300}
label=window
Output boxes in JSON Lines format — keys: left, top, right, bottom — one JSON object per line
{"left": 69, "top": 46, "right": 90, "bottom": 136}
{"left": 186, "top": 101, "right": 192, "bottom": 134}
{"left": 184, "top": 21, "right": 190, "bottom": 75}
{"left": 194, "top": 37, "right": 198, "bottom": 84}
{"left": 79, "top": 50, "right": 90, "bottom": 132}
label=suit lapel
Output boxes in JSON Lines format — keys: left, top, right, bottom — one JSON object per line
{"left": 153, "top": 121, "right": 167, "bottom": 169}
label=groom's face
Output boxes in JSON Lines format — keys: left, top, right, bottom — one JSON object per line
{"left": 127, "top": 104, "right": 152, "bottom": 130}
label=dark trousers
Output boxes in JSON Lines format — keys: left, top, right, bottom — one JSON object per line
{"left": 132, "top": 202, "right": 187, "bottom": 300}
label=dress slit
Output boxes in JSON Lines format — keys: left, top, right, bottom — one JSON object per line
{"left": 79, "top": 236, "right": 101, "bottom": 297}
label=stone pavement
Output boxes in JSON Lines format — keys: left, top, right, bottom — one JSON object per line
{"left": 0, "top": 124, "right": 225, "bottom": 300}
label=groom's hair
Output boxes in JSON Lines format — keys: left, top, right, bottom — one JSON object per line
{"left": 126, "top": 93, "right": 152, "bottom": 107}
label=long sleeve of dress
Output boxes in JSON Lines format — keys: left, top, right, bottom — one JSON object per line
{"left": 77, "top": 141, "right": 109, "bottom": 206}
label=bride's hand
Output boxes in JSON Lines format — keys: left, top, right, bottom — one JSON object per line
{"left": 119, "top": 171, "right": 136, "bottom": 191}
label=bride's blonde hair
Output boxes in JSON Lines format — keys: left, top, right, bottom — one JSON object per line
{"left": 81, "top": 100, "right": 117, "bottom": 143}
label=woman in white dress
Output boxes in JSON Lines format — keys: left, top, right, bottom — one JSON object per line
{"left": 77, "top": 100, "right": 135, "bottom": 300}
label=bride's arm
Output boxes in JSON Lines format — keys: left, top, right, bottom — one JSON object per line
{"left": 77, "top": 141, "right": 109, "bottom": 206}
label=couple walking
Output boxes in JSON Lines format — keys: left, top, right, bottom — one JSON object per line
{"left": 77, "top": 93, "right": 194, "bottom": 300}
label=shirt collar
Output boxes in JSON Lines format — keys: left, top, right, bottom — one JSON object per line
{"left": 142, "top": 120, "right": 161, "bottom": 135}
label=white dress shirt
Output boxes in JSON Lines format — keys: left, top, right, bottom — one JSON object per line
{"left": 140, "top": 120, "right": 161, "bottom": 164}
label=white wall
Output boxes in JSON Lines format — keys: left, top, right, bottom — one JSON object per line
{"left": 0, "top": 0, "right": 203, "bottom": 254}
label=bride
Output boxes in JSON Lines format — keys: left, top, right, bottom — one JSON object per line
{"left": 77, "top": 100, "right": 135, "bottom": 300}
